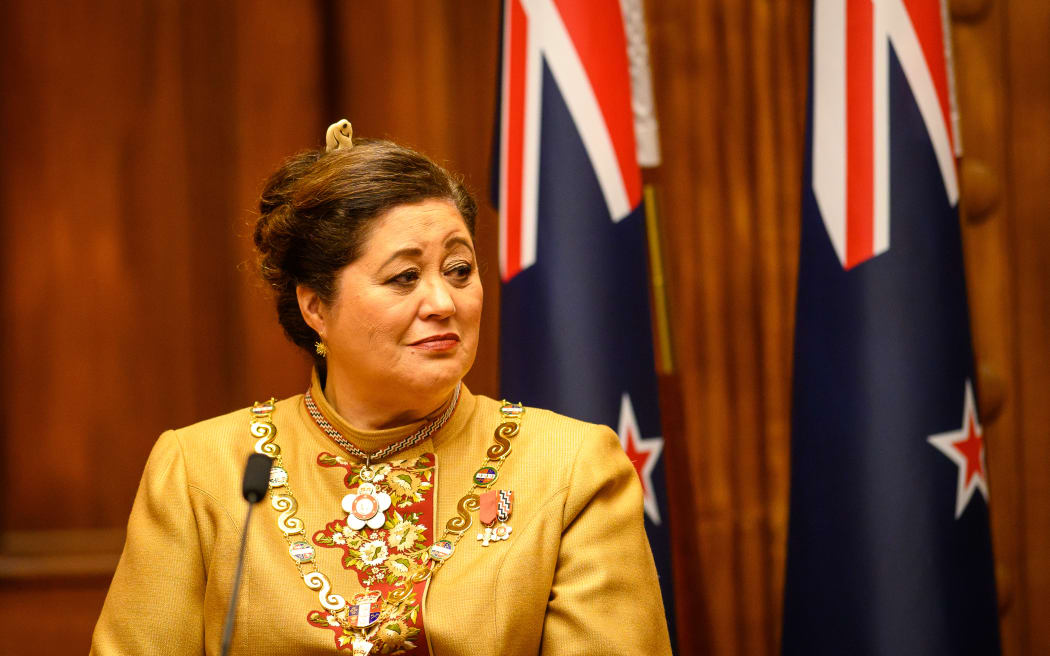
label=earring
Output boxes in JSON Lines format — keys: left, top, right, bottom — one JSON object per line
{"left": 315, "top": 341, "right": 328, "bottom": 358}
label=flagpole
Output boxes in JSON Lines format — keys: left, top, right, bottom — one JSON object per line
{"left": 643, "top": 183, "right": 675, "bottom": 375}
{"left": 623, "top": 1, "right": 690, "bottom": 650}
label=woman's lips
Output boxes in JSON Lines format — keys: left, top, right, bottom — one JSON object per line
{"left": 409, "top": 334, "right": 460, "bottom": 351}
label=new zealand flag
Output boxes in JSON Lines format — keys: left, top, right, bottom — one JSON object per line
{"left": 783, "top": 1, "right": 1001, "bottom": 654}
{"left": 493, "top": 0, "right": 675, "bottom": 641}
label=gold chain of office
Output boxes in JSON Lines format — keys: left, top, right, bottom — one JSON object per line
{"left": 246, "top": 394, "right": 523, "bottom": 655}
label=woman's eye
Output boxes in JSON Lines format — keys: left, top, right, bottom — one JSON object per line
{"left": 446, "top": 262, "right": 474, "bottom": 281}
{"left": 390, "top": 270, "right": 420, "bottom": 285}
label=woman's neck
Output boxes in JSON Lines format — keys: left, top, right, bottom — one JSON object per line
{"left": 322, "top": 372, "right": 455, "bottom": 431}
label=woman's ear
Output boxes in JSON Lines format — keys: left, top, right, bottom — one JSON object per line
{"left": 296, "top": 285, "right": 326, "bottom": 339}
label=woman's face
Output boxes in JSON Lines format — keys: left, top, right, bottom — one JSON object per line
{"left": 316, "top": 199, "right": 482, "bottom": 407}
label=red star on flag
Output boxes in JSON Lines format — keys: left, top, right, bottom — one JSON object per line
{"left": 617, "top": 393, "right": 664, "bottom": 525}
{"left": 927, "top": 379, "right": 989, "bottom": 519}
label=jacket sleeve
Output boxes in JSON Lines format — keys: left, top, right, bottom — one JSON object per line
{"left": 90, "top": 430, "right": 206, "bottom": 655}
{"left": 540, "top": 425, "right": 673, "bottom": 655}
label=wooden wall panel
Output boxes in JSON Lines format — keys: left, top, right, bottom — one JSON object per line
{"left": 1002, "top": 2, "right": 1050, "bottom": 653}
{"left": 229, "top": 0, "right": 327, "bottom": 403}
{"left": 954, "top": 0, "right": 1050, "bottom": 653}
{"left": 0, "top": 0, "right": 324, "bottom": 533}
{"left": 646, "top": 2, "right": 809, "bottom": 653}
{"left": 0, "top": 0, "right": 325, "bottom": 646}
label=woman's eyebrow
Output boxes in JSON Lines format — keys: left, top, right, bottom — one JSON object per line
{"left": 379, "top": 247, "right": 424, "bottom": 268}
{"left": 445, "top": 235, "right": 475, "bottom": 253}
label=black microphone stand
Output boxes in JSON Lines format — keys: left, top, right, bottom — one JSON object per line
{"left": 221, "top": 453, "right": 272, "bottom": 656}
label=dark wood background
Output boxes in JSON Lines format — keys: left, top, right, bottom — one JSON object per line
{"left": 1, "top": 1, "right": 1046, "bottom": 653}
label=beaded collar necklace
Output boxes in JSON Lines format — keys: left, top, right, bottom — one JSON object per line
{"left": 304, "top": 383, "right": 461, "bottom": 473}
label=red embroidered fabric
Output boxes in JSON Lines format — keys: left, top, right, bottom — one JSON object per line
{"left": 309, "top": 452, "right": 435, "bottom": 654}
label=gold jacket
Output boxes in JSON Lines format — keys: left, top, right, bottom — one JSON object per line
{"left": 91, "top": 379, "right": 672, "bottom": 655}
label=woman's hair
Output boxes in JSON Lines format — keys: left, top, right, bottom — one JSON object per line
{"left": 253, "top": 137, "right": 478, "bottom": 372}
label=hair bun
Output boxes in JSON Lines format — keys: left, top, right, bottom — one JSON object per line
{"left": 253, "top": 203, "right": 296, "bottom": 289}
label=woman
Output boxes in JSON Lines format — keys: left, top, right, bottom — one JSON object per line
{"left": 91, "top": 121, "right": 671, "bottom": 655}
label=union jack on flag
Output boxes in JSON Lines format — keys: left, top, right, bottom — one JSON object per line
{"left": 811, "top": 0, "right": 960, "bottom": 269}
{"left": 497, "top": 0, "right": 641, "bottom": 280}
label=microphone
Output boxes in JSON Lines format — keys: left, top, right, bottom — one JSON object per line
{"left": 242, "top": 453, "right": 271, "bottom": 503}
{"left": 221, "top": 453, "right": 272, "bottom": 656}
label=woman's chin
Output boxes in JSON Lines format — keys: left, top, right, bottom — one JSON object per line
{"left": 396, "top": 362, "right": 470, "bottom": 397}
{"left": 404, "top": 349, "right": 475, "bottom": 386}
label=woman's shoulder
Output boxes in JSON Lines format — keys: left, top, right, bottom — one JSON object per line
{"left": 469, "top": 394, "right": 641, "bottom": 525}
{"left": 470, "top": 393, "right": 626, "bottom": 469}
{"left": 164, "top": 393, "right": 304, "bottom": 453}
{"left": 138, "top": 394, "right": 304, "bottom": 500}
{"left": 473, "top": 391, "right": 614, "bottom": 431}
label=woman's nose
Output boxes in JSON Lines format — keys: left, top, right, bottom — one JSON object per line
{"left": 419, "top": 276, "right": 455, "bottom": 319}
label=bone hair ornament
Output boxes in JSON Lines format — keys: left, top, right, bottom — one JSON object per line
{"left": 325, "top": 119, "right": 353, "bottom": 152}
